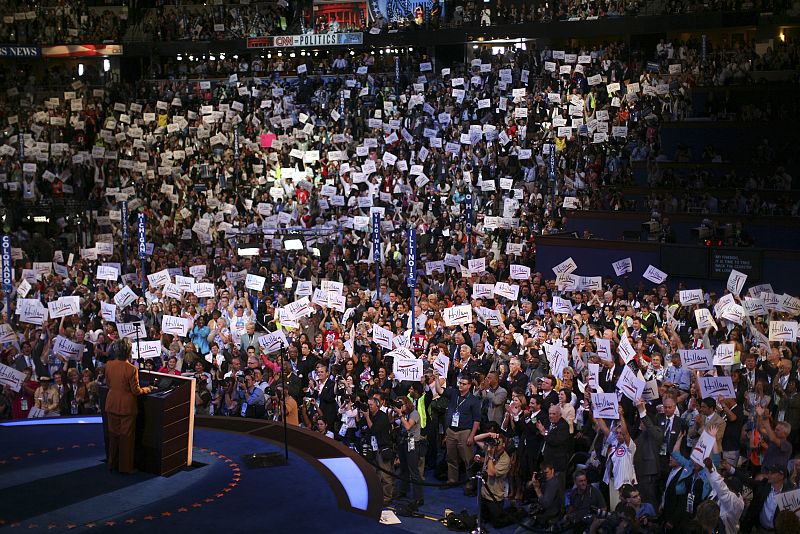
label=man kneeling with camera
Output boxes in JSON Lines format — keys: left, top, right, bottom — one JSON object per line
{"left": 473, "top": 430, "right": 512, "bottom": 527}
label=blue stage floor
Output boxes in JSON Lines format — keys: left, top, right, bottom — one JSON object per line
{"left": 0, "top": 420, "right": 516, "bottom": 534}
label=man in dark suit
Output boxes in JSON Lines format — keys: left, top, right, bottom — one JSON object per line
{"left": 316, "top": 362, "right": 337, "bottom": 431}
{"left": 13, "top": 338, "right": 49, "bottom": 379}
{"left": 521, "top": 395, "right": 548, "bottom": 475}
{"left": 742, "top": 352, "right": 769, "bottom": 392}
{"left": 633, "top": 400, "right": 664, "bottom": 507}
{"left": 736, "top": 464, "right": 795, "bottom": 532}
{"left": 537, "top": 404, "right": 571, "bottom": 484}
{"left": 599, "top": 360, "right": 622, "bottom": 394}
{"left": 657, "top": 397, "right": 687, "bottom": 478}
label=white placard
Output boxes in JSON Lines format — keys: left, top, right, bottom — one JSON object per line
{"left": 680, "top": 289, "right": 704, "bottom": 306}
{"left": 552, "top": 296, "right": 573, "bottom": 315}
{"left": 53, "top": 335, "right": 83, "bottom": 360}
{"left": 769, "top": 321, "right": 799, "bottom": 342}
{"left": 612, "top": 258, "right": 632, "bottom": 276}
{"left": 392, "top": 357, "right": 423, "bottom": 381}
{"left": 117, "top": 322, "right": 147, "bottom": 340}
{"left": 471, "top": 284, "right": 494, "bottom": 300}
{"left": 544, "top": 344, "right": 569, "bottom": 379}
{"left": 698, "top": 376, "right": 736, "bottom": 399}
{"left": 97, "top": 265, "right": 119, "bottom": 281}
{"left": 591, "top": 393, "right": 619, "bottom": 420}
{"left": 679, "top": 349, "right": 714, "bottom": 371}
{"left": 510, "top": 264, "right": 530, "bottom": 280}
{"left": 617, "top": 365, "right": 645, "bottom": 401}
{"left": 192, "top": 283, "right": 215, "bottom": 298}
{"left": 0, "top": 362, "right": 26, "bottom": 392}
{"left": 552, "top": 257, "right": 578, "bottom": 275}
{"left": 776, "top": 488, "right": 800, "bottom": 513}
{"left": 245, "top": 274, "right": 266, "bottom": 292}
{"left": 493, "top": 282, "right": 519, "bottom": 301}
{"left": 133, "top": 340, "right": 162, "bottom": 359}
{"left": 618, "top": 333, "right": 636, "bottom": 364}
{"left": 372, "top": 324, "right": 394, "bottom": 350}
{"left": 690, "top": 431, "right": 716, "bottom": 466}
{"left": 443, "top": 305, "right": 473, "bottom": 327}
{"left": 595, "top": 338, "right": 612, "bottom": 361}
{"left": 295, "top": 281, "right": 312, "bottom": 297}
{"left": 713, "top": 343, "right": 735, "bottom": 366}
{"left": 161, "top": 315, "right": 189, "bottom": 336}
{"left": 468, "top": 257, "right": 486, "bottom": 274}
{"left": 286, "top": 296, "right": 313, "bottom": 320}
{"left": 258, "top": 330, "right": 289, "bottom": 354}
{"left": 47, "top": 296, "right": 80, "bottom": 318}
{"left": 100, "top": 301, "right": 116, "bottom": 322}
{"left": 147, "top": 269, "right": 171, "bottom": 288}
{"left": 114, "top": 286, "right": 138, "bottom": 308}
{"left": 643, "top": 265, "right": 668, "bottom": 284}
{"left": 694, "top": 308, "right": 717, "bottom": 330}
{"left": 726, "top": 269, "right": 747, "bottom": 296}
{"left": 189, "top": 265, "right": 207, "bottom": 278}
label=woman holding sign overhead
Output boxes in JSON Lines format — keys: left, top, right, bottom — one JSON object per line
{"left": 104, "top": 338, "right": 152, "bottom": 473}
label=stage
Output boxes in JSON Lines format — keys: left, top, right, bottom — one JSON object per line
{"left": 0, "top": 417, "right": 511, "bottom": 533}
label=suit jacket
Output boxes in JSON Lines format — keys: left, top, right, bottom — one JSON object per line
{"left": 634, "top": 414, "right": 664, "bottom": 476}
{"left": 318, "top": 376, "right": 337, "bottom": 428}
{"left": 78, "top": 342, "right": 97, "bottom": 372}
{"left": 739, "top": 475, "right": 795, "bottom": 531}
{"left": 599, "top": 364, "right": 622, "bottom": 393}
{"left": 657, "top": 414, "right": 688, "bottom": 456}
{"left": 542, "top": 418, "right": 571, "bottom": 472}
{"left": 742, "top": 368, "right": 770, "bottom": 391}
{"left": 13, "top": 351, "right": 48, "bottom": 378}
{"left": 103, "top": 359, "right": 150, "bottom": 416}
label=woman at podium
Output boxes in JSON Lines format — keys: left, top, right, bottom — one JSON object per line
{"left": 104, "top": 338, "right": 152, "bottom": 473}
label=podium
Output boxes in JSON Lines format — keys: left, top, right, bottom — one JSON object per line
{"left": 101, "top": 370, "right": 195, "bottom": 476}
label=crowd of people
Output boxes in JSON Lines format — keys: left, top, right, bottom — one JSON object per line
{"left": 0, "top": 1, "right": 125, "bottom": 44}
{"left": 0, "top": 22, "right": 798, "bottom": 534}
{"left": 135, "top": 2, "right": 289, "bottom": 42}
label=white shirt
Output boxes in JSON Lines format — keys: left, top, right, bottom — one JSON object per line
{"left": 759, "top": 486, "right": 779, "bottom": 529}
{"left": 603, "top": 433, "right": 637, "bottom": 489}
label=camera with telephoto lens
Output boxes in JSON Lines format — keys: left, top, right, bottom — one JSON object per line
{"left": 484, "top": 437, "right": 499, "bottom": 447}
{"left": 583, "top": 507, "right": 622, "bottom": 531}
{"left": 354, "top": 400, "right": 368, "bottom": 412}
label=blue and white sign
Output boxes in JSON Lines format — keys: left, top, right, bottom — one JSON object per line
{"left": 1, "top": 235, "right": 11, "bottom": 291}
{"left": 120, "top": 201, "right": 128, "bottom": 241}
{"left": 2, "top": 234, "right": 11, "bottom": 315}
{"left": 464, "top": 192, "right": 473, "bottom": 235}
{"left": 407, "top": 228, "right": 417, "bottom": 288}
{"left": 17, "top": 132, "right": 23, "bottom": 161}
{"left": 137, "top": 213, "right": 146, "bottom": 259}
{"left": 549, "top": 143, "right": 556, "bottom": 179}
{"left": 0, "top": 45, "right": 41, "bottom": 58}
{"left": 372, "top": 212, "right": 381, "bottom": 264}
{"left": 233, "top": 128, "right": 240, "bottom": 160}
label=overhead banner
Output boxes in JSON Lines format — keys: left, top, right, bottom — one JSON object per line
{"left": 41, "top": 44, "right": 123, "bottom": 57}
{"left": 0, "top": 45, "right": 40, "bottom": 58}
{"left": 247, "top": 32, "right": 363, "bottom": 49}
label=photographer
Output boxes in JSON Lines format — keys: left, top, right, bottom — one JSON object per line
{"left": 194, "top": 374, "right": 212, "bottom": 415}
{"left": 527, "top": 461, "right": 563, "bottom": 526}
{"left": 392, "top": 396, "right": 424, "bottom": 508}
{"left": 474, "top": 430, "right": 512, "bottom": 527}
{"left": 234, "top": 371, "right": 266, "bottom": 418}
{"left": 361, "top": 396, "right": 393, "bottom": 505}
{"left": 565, "top": 469, "right": 607, "bottom": 528}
